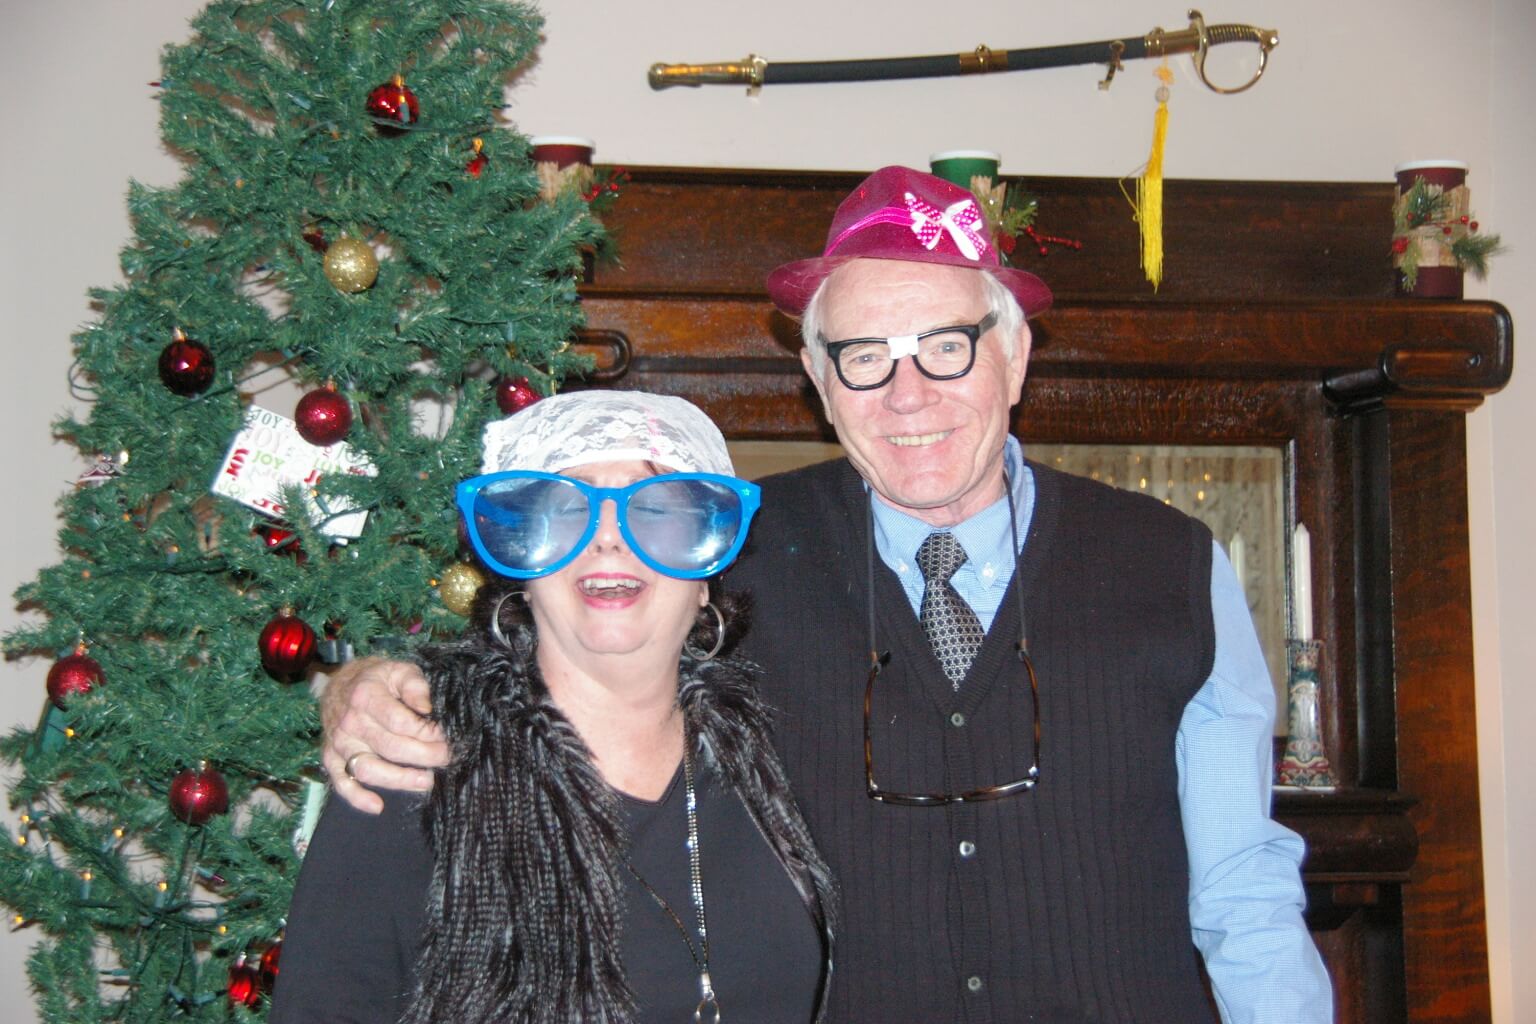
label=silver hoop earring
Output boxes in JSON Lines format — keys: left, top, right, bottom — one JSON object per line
{"left": 488, "top": 591, "right": 527, "bottom": 647}
{"left": 684, "top": 602, "right": 726, "bottom": 662}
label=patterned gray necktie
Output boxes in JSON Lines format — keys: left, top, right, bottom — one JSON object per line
{"left": 916, "top": 532, "right": 986, "bottom": 689}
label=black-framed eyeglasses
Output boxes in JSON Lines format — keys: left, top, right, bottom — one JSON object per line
{"left": 863, "top": 644, "right": 1041, "bottom": 806}
{"left": 820, "top": 311, "right": 999, "bottom": 391}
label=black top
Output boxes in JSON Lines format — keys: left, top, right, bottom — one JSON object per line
{"left": 271, "top": 761, "right": 821, "bottom": 1023}
{"left": 619, "top": 762, "right": 821, "bottom": 1022}
{"left": 726, "top": 458, "right": 1217, "bottom": 1023}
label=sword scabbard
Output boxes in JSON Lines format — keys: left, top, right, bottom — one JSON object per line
{"left": 648, "top": 11, "right": 1278, "bottom": 95}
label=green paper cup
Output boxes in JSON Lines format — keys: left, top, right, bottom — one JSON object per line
{"left": 929, "top": 150, "right": 1000, "bottom": 189}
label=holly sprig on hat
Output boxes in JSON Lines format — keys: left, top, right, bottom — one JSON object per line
{"left": 968, "top": 175, "right": 1081, "bottom": 264}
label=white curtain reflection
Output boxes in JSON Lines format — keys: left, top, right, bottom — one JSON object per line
{"left": 1028, "top": 443, "right": 1287, "bottom": 724}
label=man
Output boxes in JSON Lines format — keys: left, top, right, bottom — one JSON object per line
{"left": 323, "top": 166, "right": 1331, "bottom": 1023}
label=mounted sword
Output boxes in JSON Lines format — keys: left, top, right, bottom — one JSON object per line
{"left": 649, "top": 9, "right": 1277, "bottom": 96}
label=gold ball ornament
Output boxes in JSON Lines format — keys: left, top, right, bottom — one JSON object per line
{"left": 438, "top": 562, "right": 486, "bottom": 616}
{"left": 323, "top": 238, "right": 379, "bottom": 293}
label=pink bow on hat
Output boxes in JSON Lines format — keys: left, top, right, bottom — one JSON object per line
{"left": 905, "top": 192, "right": 989, "bottom": 261}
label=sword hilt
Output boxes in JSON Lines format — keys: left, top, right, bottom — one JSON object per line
{"left": 1147, "top": 9, "right": 1279, "bottom": 94}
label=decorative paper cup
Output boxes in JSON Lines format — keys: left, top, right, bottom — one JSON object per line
{"left": 1394, "top": 159, "right": 1467, "bottom": 193}
{"left": 529, "top": 135, "right": 595, "bottom": 169}
{"left": 529, "top": 136, "right": 599, "bottom": 280}
{"left": 929, "top": 150, "right": 1000, "bottom": 189}
{"left": 1394, "top": 159, "right": 1469, "bottom": 299}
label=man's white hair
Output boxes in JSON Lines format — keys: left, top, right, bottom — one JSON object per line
{"left": 799, "top": 267, "right": 1024, "bottom": 381}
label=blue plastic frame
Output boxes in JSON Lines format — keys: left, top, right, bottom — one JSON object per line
{"left": 456, "top": 470, "right": 761, "bottom": 580}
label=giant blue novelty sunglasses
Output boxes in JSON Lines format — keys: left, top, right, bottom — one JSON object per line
{"left": 457, "top": 470, "right": 761, "bottom": 580}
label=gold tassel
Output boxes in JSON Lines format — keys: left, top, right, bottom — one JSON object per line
{"left": 1135, "top": 64, "right": 1174, "bottom": 290}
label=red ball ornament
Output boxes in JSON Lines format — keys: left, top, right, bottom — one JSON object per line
{"left": 1391, "top": 237, "right": 1410, "bottom": 255}
{"left": 295, "top": 385, "right": 352, "bottom": 446}
{"left": 365, "top": 74, "right": 419, "bottom": 126}
{"left": 170, "top": 763, "right": 229, "bottom": 826}
{"left": 158, "top": 329, "right": 215, "bottom": 397}
{"left": 227, "top": 962, "right": 261, "bottom": 1008}
{"left": 46, "top": 647, "right": 104, "bottom": 708}
{"left": 253, "top": 524, "right": 306, "bottom": 562}
{"left": 1470, "top": 220, "right": 1479, "bottom": 232}
{"left": 467, "top": 138, "right": 488, "bottom": 178}
{"left": 259, "top": 942, "right": 282, "bottom": 987}
{"left": 258, "top": 609, "right": 317, "bottom": 681}
{"left": 495, "top": 376, "right": 541, "bottom": 415}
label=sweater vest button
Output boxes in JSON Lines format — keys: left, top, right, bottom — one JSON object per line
{"left": 966, "top": 975, "right": 984, "bottom": 993}
{"left": 949, "top": 712, "right": 966, "bottom": 727}
{"left": 958, "top": 840, "right": 976, "bottom": 858}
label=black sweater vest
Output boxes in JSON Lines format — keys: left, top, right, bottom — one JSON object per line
{"left": 727, "top": 457, "right": 1217, "bottom": 1023}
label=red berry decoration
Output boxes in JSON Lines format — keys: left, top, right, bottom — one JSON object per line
{"left": 467, "top": 137, "right": 488, "bottom": 178}
{"left": 365, "top": 74, "right": 419, "bottom": 126}
{"left": 258, "top": 608, "right": 317, "bottom": 681}
{"left": 1470, "top": 221, "right": 1479, "bottom": 232}
{"left": 294, "top": 384, "right": 352, "bottom": 446}
{"left": 157, "top": 328, "right": 215, "bottom": 397}
{"left": 170, "top": 763, "right": 229, "bottom": 826}
{"left": 227, "top": 961, "right": 261, "bottom": 1008}
{"left": 259, "top": 942, "right": 282, "bottom": 987}
{"left": 46, "top": 646, "right": 104, "bottom": 708}
{"left": 1391, "top": 237, "right": 1410, "bottom": 255}
{"left": 495, "top": 376, "right": 541, "bottom": 415}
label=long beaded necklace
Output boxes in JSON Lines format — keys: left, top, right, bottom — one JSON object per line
{"left": 625, "top": 749, "right": 721, "bottom": 1023}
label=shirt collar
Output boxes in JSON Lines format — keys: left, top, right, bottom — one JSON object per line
{"left": 870, "top": 436, "right": 1032, "bottom": 579}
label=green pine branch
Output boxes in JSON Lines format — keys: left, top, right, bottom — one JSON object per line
{"left": 1452, "top": 231, "right": 1505, "bottom": 278}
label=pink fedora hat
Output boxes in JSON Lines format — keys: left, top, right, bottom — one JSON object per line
{"left": 765, "top": 165, "right": 1053, "bottom": 319}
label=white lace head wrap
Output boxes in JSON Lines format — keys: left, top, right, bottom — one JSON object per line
{"left": 480, "top": 390, "right": 735, "bottom": 477}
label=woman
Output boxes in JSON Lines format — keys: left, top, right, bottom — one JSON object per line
{"left": 272, "top": 391, "right": 835, "bottom": 1024}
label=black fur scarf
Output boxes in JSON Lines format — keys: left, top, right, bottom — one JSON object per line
{"left": 399, "top": 613, "right": 836, "bottom": 1024}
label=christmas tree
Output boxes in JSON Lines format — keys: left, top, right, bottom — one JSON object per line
{"left": 0, "top": 0, "right": 605, "bottom": 1017}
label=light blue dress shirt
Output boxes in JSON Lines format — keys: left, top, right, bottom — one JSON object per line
{"left": 870, "top": 436, "right": 1333, "bottom": 1024}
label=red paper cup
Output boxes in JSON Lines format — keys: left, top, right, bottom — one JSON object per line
{"left": 1394, "top": 160, "right": 1468, "bottom": 299}
{"left": 530, "top": 135, "right": 594, "bottom": 168}
{"left": 1394, "top": 159, "right": 1467, "bottom": 193}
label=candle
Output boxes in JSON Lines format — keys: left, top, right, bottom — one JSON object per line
{"left": 1292, "top": 523, "right": 1313, "bottom": 641}
{"left": 1228, "top": 533, "right": 1247, "bottom": 599}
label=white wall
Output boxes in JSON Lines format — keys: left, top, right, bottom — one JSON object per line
{"left": 2, "top": 1, "right": 1528, "bottom": 1019}
{"left": 1485, "top": 2, "right": 1535, "bottom": 1021}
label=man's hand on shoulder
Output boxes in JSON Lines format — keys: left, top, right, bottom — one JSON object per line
{"left": 319, "top": 656, "right": 448, "bottom": 814}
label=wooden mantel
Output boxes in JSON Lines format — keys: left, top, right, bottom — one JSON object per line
{"left": 575, "top": 167, "right": 1513, "bottom": 1023}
